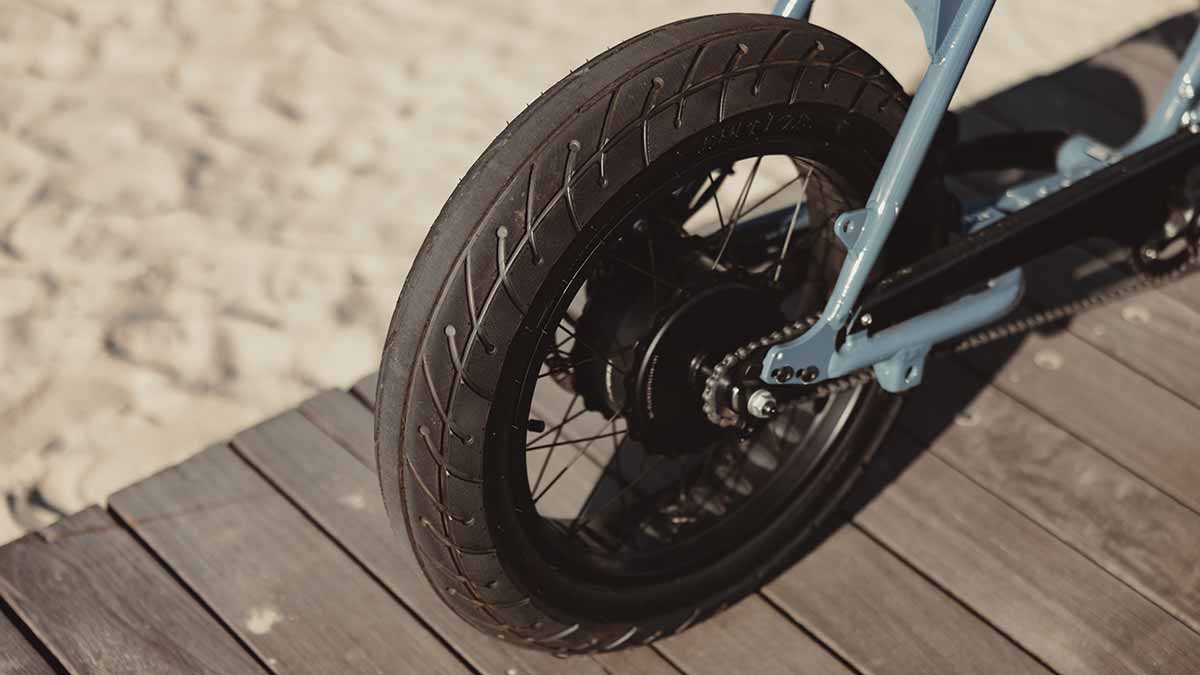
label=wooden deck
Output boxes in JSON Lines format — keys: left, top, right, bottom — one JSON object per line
{"left": 4, "top": 14, "right": 1200, "bottom": 675}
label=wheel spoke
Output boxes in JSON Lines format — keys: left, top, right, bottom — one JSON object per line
{"left": 527, "top": 428, "right": 626, "bottom": 452}
{"left": 533, "top": 416, "right": 623, "bottom": 504}
{"left": 712, "top": 155, "right": 764, "bottom": 269}
{"left": 709, "top": 171, "right": 728, "bottom": 230}
{"left": 556, "top": 323, "right": 627, "bottom": 375}
{"left": 539, "top": 355, "right": 596, "bottom": 379}
{"left": 514, "top": 149, "right": 856, "bottom": 570}
{"left": 528, "top": 406, "right": 588, "bottom": 447}
{"left": 531, "top": 394, "right": 579, "bottom": 496}
{"left": 774, "top": 164, "right": 815, "bottom": 282}
{"left": 570, "top": 455, "right": 670, "bottom": 534}
{"left": 602, "top": 253, "right": 687, "bottom": 294}
{"left": 734, "top": 167, "right": 810, "bottom": 227}
{"left": 685, "top": 170, "right": 728, "bottom": 219}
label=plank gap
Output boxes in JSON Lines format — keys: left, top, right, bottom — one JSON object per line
{"left": 224, "top": 436, "right": 481, "bottom": 675}
{"left": 0, "top": 595, "right": 65, "bottom": 675}
{"left": 753, "top": 588, "right": 888, "bottom": 674}
{"left": 950, "top": 343, "right": 1200, "bottom": 525}
{"left": 898, "top": 371, "right": 1200, "bottom": 638}
{"left": 104, "top": 505, "right": 277, "bottom": 675}
{"left": 844, "top": 519, "right": 1058, "bottom": 674}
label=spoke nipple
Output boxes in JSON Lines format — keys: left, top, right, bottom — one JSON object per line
{"left": 799, "top": 366, "right": 820, "bottom": 383}
{"left": 771, "top": 366, "right": 795, "bottom": 383}
{"left": 527, "top": 419, "right": 547, "bottom": 433}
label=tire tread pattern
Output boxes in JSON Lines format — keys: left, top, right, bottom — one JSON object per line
{"left": 377, "top": 14, "right": 910, "bottom": 654}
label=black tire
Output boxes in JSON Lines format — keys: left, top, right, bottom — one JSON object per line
{"left": 376, "top": 14, "right": 942, "bottom": 654}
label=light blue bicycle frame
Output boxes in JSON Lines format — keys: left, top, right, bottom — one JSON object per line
{"left": 761, "top": 0, "right": 1200, "bottom": 392}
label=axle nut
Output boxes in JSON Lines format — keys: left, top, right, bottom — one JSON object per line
{"left": 747, "top": 389, "right": 779, "bottom": 419}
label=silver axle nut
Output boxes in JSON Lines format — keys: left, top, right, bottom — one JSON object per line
{"left": 746, "top": 389, "right": 779, "bottom": 419}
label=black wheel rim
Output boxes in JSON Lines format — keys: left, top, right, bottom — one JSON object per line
{"left": 499, "top": 138, "right": 874, "bottom": 583}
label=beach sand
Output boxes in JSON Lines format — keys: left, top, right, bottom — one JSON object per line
{"left": 1, "top": 0, "right": 1192, "bottom": 543}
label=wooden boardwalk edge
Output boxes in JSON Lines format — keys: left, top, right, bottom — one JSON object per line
{"left": 0, "top": 598, "right": 56, "bottom": 675}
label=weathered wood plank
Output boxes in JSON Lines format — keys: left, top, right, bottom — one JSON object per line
{"left": 1023, "top": 244, "right": 1200, "bottom": 406}
{"left": 322, "top": 387, "right": 850, "bottom": 672}
{"left": 903, "top": 359, "right": 1200, "bottom": 635}
{"left": 985, "top": 34, "right": 1200, "bottom": 346}
{"left": 1076, "top": 238, "right": 1200, "bottom": 318}
{"left": 951, "top": 95, "right": 1200, "bottom": 520}
{"left": 950, "top": 166, "right": 1200, "bottom": 502}
{"left": 967, "top": 28, "right": 1200, "bottom": 319}
{"left": 1157, "top": 273, "right": 1200, "bottom": 317}
{"left": 232, "top": 404, "right": 671, "bottom": 675}
{"left": 962, "top": 328, "right": 1200, "bottom": 514}
{"left": 971, "top": 17, "right": 1182, "bottom": 145}
{"left": 1065, "top": 271, "right": 1200, "bottom": 401}
{"left": 0, "top": 603, "right": 54, "bottom": 675}
{"left": 977, "top": 75, "right": 1135, "bottom": 146}
{"left": 1053, "top": 48, "right": 1174, "bottom": 129}
{"left": 764, "top": 526, "right": 1047, "bottom": 674}
{"left": 946, "top": 116, "right": 1200, "bottom": 420}
{"left": 854, "top": 446, "right": 1200, "bottom": 673}
{"left": 960, "top": 29, "right": 1200, "bottom": 401}
{"left": 299, "top": 389, "right": 376, "bottom": 469}
{"left": 0, "top": 506, "right": 261, "bottom": 674}
{"left": 655, "top": 595, "right": 850, "bottom": 675}
{"left": 352, "top": 372, "right": 378, "bottom": 408}
{"left": 108, "top": 444, "right": 468, "bottom": 675}
{"left": 985, "top": 39, "right": 1200, "bottom": 407}
{"left": 1039, "top": 18, "right": 1186, "bottom": 135}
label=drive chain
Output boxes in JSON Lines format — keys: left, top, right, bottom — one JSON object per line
{"left": 702, "top": 250, "right": 1197, "bottom": 427}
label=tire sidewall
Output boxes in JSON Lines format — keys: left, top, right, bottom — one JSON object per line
{"left": 377, "top": 14, "right": 931, "bottom": 650}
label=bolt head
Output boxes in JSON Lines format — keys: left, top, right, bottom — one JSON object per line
{"left": 799, "top": 366, "right": 820, "bottom": 383}
{"left": 771, "top": 366, "right": 795, "bottom": 383}
{"left": 859, "top": 313, "right": 873, "bottom": 327}
{"left": 746, "top": 389, "right": 779, "bottom": 419}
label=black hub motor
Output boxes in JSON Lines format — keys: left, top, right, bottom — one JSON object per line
{"left": 570, "top": 239, "right": 785, "bottom": 453}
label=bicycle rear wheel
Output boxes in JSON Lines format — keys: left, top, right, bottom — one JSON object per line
{"left": 376, "top": 13, "right": 944, "bottom": 654}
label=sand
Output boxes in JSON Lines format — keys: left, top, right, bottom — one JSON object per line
{"left": 1, "top": 0, "right": 1192, "bottom": 543}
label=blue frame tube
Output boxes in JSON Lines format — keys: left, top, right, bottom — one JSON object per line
{"left": 762, "top": 0, "right": 1200, "bottom": 392}
{"left": 772, "top": 0, "right": 814, "bottom": 21}
{"left": 761, "top": 0, "right": 998, "bottom": 389}
{"left": 1125, "top": 26, "right": 1200, "bottom": 153}
{"left": 823, "top": 0, "right": 994, "bottom": 327}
